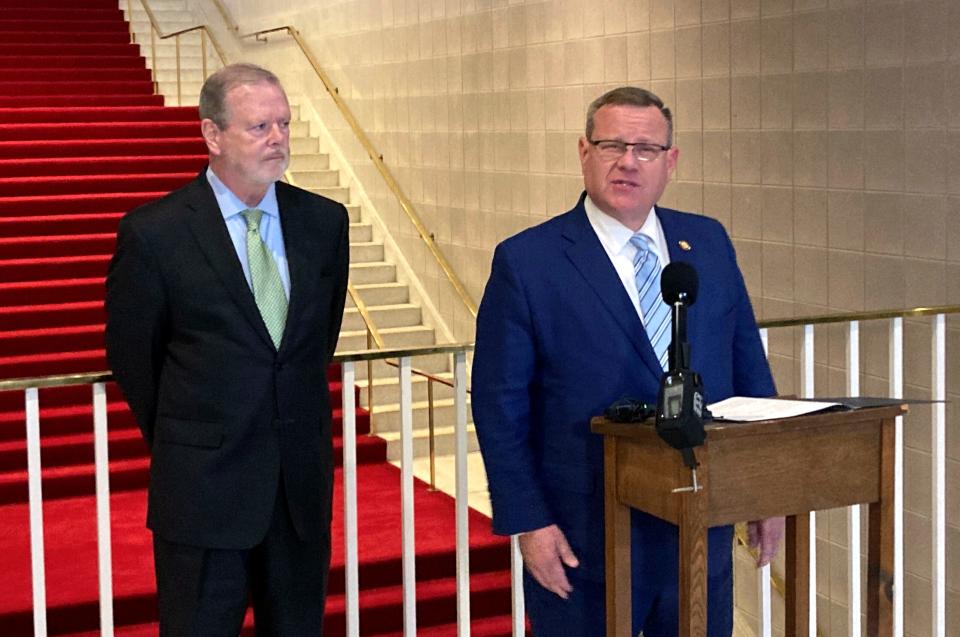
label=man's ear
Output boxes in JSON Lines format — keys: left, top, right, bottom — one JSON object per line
{"left": 577, "top": 136, "right": 589, "bottom": 167}
{"left": 200, "top": 119, "right": 221, "bottom": 156}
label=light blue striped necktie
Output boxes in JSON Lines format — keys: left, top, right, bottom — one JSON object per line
{"left": 630, "top": 233, "right": 671, "bottom": 370}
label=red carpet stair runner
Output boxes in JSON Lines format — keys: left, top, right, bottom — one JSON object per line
{"left": 0, "top": 2, "right": 519, "bottom": 634}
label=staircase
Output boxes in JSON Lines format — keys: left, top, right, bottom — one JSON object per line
{"left": 0, "top": 1, "right": 515, "bottom": 634}
{"left": 124, "top": 0, "right": 480, "bottom": 466}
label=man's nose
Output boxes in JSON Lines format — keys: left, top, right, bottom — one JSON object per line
{"left": 615, "top": 148, "right": 640, "bottom": 169}
{"left": 267, "top": 123, "right": 286, "bottom": 145}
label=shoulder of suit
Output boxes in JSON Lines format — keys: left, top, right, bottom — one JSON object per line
{"left": 496, "top": 205, "right": 577, "bottom": 253}
{"left": 121, "top": 178, "right": 201, "bottom": 230}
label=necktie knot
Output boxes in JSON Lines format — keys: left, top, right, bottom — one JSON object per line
{"left": 242, "top": 208, "right": 264, "bottom": 233}
{"left": 629, "top": 232, "right": 654, "bottom": 255}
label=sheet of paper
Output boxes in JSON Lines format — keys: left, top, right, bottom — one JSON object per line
{"left": 707, "top": 396, "right": 840, "bottom": 422}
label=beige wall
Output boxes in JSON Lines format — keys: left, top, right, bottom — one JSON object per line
{"left": 222, "top": 0, "right": 958, "bottom": 633}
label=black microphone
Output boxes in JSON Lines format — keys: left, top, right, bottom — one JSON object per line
{"left": 655, "top": 262, "right": 708, "bottom": 469}
{"left": 661, "top": 262, "right": 698, "bottom": 371}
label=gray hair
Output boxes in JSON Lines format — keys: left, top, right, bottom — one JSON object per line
{"left": 585, "top": 86, "right": 673, "bottom": 147}
{"left": 199, "top": 63, "right": 283, "bottom": 128}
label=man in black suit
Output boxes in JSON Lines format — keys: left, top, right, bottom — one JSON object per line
{"left": 105, "top": 63, "right": 349, "bottom": 636}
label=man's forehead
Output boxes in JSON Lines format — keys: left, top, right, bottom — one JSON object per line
{"left": 593, "top": 104, "right": 667, "bottom": 129}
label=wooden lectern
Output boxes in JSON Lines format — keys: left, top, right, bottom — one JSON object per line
{"left": 591, "top": 404, "right": 905, "bottom": 637}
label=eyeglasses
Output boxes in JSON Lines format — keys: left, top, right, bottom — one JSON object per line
{"left": 588, "top": 139, "right": 671, "bottom": 162}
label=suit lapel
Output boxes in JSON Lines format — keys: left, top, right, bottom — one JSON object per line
{"left": 659, "top": 207, "right": 706, "bottom": 358}
{"left": 184, "top": 173, "right": 276, "bottom": 351}
{"left": 276, "top": 183, "right": 308, "bottom": 353}
{"left": 561, "top": 200, "right": 665, "bottom": 381}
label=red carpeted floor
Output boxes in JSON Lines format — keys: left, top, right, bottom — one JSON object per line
{"left": 0, "top": 2, "right": 520, "bottom": 634}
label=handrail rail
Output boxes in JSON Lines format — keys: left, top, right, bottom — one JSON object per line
{"left": 0, "top": 343, "right": 475, "bottom": 394}
{"left": 133, "top": 0, "right": 229, "bottom": 63}
{"left": 129, "top": 0, "right": 228, "bottom": 105}
{"left": 757, "top": 303, "right": 960, "bottom": 329}
{"left": 3, "top": 304, "right": 956, "bottom": 393}
{"left": 240, "top": 24, "right": 478, "bottom": 318}
{"left": 209, "top": 0, "right": 239, "bottom": 34}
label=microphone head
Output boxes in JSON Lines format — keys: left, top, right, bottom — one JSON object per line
{"left": 662, "top": 262, "right": 699, "bottom": 305}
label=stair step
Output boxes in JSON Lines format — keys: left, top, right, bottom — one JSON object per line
{"left": 0, "top": 232, "right": 116, "bottom": 259}
{"left": 348, "top": 221, "right": 373, "bottom": 243}
{"left": 0, "top": 254, "right": 111, "bottom": 283}
{"left": 350, "top": 240, "right": 385, "bottom": 263}
{"left": 0, "top": 121, "right": 200, "bottom": 143}
{"left": 0, "top": 348, "right": 107, "bottom": 380}
{"left": 0, "top": 55, "right": 143, "bottom": 70}
{"left": 291, "top": 153, "right": 330, "bottom": 171}
{"left": 0, "top": 67, "right": 152, "bottom": 83}
{"left": 0, "top": 436, "right": 385, "bottom": 506}
{"left": 0, "top": 302, "right": 104, "bottom": 331}
{"left": 0, "top": 8, "right": 123, "bottom": 22}
{"left": 348, "top": 261, "right": 397, "bottom": 285}
{"left": 0, "top": 20, "right": 130, "bottom": 34}
{"left": 0, "top": 323, "right": 105, "bottom": 357}
{"left": 337, "top": 325, "right": 436, "bottom": 352}
{"left": 0, "top": 43, "right": 141, "bottom": 57}
{"left": 0, "top": 95, "right": 164, "bottom": 108}
{"left": 0, "top": 32, "right": 131, "bottom": 46}
{"left": 0, "top": 214, "right": 122, "bottom": 237}
{"left": 0, "top": 154, "right": 205, "bottom": 178}
{"left": 342, "top": 303, "right": 421, "bottom": 331}
{"left": 353, "top": 282, "right": 410, "bottom": 306}
{"left": 0, "top": 173, "right": 196, "bottom": 198}
{"left": 0, "top": 137, "right": 206, "bottom": 161}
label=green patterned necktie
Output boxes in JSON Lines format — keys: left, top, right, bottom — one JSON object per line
{"left": 242, "top": 208, "right": 288, "bottom": 349}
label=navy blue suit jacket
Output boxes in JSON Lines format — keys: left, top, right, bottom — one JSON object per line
{"left": 472, "top": 195, "right": 775, "bottom": 585}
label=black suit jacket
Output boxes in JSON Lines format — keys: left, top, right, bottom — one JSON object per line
{"left": 105, "top": 171, "right": 349, "bottom": 549}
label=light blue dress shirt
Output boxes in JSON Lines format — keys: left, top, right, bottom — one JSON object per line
{"left": 207, "top": 167, "right": 291, "bottom": 299}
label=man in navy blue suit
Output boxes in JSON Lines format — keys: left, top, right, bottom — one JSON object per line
{"left": 472, "top": 87, "right": 783, "bottom": 635}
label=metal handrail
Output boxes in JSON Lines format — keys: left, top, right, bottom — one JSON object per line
{"left": 757, "top": 304, "right": 960, "bottom": 329}
{"left": 0, "top": 343, "right": 474, "bottom": 394}
{"left": 240, "top": 24, "right": 478, "bottom": 318}
{"left": 209, "top": 0, "right": 239, "bottom": 33}
{"left": 128, "top": 0, "right": 228, "bottom": 105}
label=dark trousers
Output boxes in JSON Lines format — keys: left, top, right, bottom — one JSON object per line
{"left": 153, "top": 480, "right": 331, "bottom": 637}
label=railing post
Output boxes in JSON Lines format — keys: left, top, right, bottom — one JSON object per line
{"left": 366, "top": 330, "right": 374, "bottom": 432}
{"left": 341, "top": 361, "right": 360, "bottom": 637}
{"left": 757, "top": 327, "right": 771, "bottom": 637}
{"left": 454, "top": 351, "right": 471, "bottom": 637}
{"left": 92, "top": 383, "right": 114, "bottom": 637}
{"left": 931, "top": 314, "right": 946, "bottom": 637}
{"left": 428, "top": 379, "right": 436, "bottom": 490}
{"left": 25, "top": 387, "right": 47, "bottom": 637}
{"left": 398, "top": 356, "right": 417, "bottom": 636}
{"left": 175, "top": 35, "right": 182, "bottom": 106}
{"left": 511, "top": 535, "right": 525, "bottom": 637}
{"left": 200, "top": 29, "right": 208, "bottom": 81}
{"left": 846, "top": 321, "right": 861, "bottom": 637}
{"left": 888, "top": 316, "right": 903, "bottom": 636}
{"left": 800, "top": 324, "right": 817, "bottom": 636}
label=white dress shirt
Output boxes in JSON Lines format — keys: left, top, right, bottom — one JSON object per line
{"left": 583, "top": 195, "right": 670, "bottom": 321}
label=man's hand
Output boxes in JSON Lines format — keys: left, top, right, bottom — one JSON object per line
{"left": 747, "top": 517, "right": 785, "bottom": 567}
{"left": 518, "top": 524, "right": 580, "bottom": 599}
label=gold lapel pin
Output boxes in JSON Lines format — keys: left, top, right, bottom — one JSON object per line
{"left": 678, "top": 240, "right": 692, "bottom": 251}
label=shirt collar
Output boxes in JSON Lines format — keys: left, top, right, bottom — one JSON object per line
{"left": 206, "top": 166, "right": 279, "bottom": 221}
{"left": 584, "top": 195, "right": 660, "bottom": 256}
